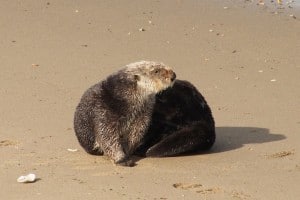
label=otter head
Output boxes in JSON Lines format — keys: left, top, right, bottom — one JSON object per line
{"left": 125, "top": 61, "right": 176, "bottom": 96}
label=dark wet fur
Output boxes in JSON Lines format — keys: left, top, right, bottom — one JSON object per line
{"left": 135, "top": 80, "right": 215, "bottom": 157}
{"left": 73, "top": 63, "right": 176, "bottom": 166}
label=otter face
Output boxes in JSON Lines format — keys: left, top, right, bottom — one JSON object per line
{"left": 125, "top": 61, "right": 176, "bottom": 95}
{"left": 148, "top": 66, "right": 176, "bottom": 92}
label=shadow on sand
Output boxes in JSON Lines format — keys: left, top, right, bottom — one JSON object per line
{"left": 132, "top": 126, "right": 286, "bottom": 163}
{"left": 211, "top": 126, "right": 286, "bottom": 153}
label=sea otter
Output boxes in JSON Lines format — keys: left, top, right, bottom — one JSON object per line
{"left": 135, "top": 80, "right": 215, "bottom": 157}
{"left": 74, "top": 61, "right": 176, "bottom": 166}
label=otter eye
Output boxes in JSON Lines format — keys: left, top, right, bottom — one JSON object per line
{"left": 134, "top": 74, "right": 140, "bottom": 81}
{"left": 154, "top": 69, "right": 159, "bottom": 74}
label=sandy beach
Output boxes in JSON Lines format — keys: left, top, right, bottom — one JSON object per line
{"left": 1, "top": 0, "right": 299, "bottom": 199}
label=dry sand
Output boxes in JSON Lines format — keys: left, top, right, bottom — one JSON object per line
{"left": 0, "top": 0, "right": 300, "bottom": 199}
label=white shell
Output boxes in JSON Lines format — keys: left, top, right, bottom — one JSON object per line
{"left": 67, "top": 148, "right": 78, "bottom": 152}
{"left": 17, "top": 173, "right": 36, "bottom": 183}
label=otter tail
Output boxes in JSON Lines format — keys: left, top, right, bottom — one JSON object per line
{"left": 145, "top": 121, "right": 215, "bottom": 157}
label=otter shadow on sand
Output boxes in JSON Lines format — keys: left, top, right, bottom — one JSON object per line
{"left": 132, "top": 126, "right": 286, "bottom": 162}
{"left": 211, "top": 126, "right": 286, "bottom": 153}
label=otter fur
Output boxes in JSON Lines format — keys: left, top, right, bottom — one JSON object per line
{"left": 135, "top": 80, "right": 215, "bottom": 157}
{"left": 74, "top": 61, "right": 176, "bottom": 166}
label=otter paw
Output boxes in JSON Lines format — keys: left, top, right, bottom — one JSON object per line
{"left": 145, "top": 146, "right": 160, "bottom": 157}
{"left": 115, "top": 159, "right": 136, "bottom": 167}
{"left": 115, "top": 156, "right": 136, "bottom": 167}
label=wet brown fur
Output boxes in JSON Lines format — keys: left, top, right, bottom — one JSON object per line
{"left": 74, "top": 61, "right": 176, "bottom": 166}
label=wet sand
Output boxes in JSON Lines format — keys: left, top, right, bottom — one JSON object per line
{"left": 0, "top": 0, "right": 299, "bottom": 199}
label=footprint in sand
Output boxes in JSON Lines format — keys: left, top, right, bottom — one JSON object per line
{"left": 173, "top": 183, "right": 222, "bottom": 194}
{"left": 0, "top": 140, "right": 18, "bottom": 147}
{"left": 173, "top": 183, "right": 250, "bottom": 198}
{"left": 173, "top": 183, "right": 203, "bottom": 190}
{"left": 266, "top": 150, "right": 295, "bottom": 159}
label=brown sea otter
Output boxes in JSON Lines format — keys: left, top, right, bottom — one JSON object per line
{"left": 74, "top": 61, "right": 176, "bottom": 166}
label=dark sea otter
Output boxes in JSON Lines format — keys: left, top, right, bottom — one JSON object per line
{"left": 135, "top": 80, "right": 215, "bottom": 157}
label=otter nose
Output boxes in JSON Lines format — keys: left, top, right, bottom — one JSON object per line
{"left": 170, "top": 71, "right": 176, "bottom": 82}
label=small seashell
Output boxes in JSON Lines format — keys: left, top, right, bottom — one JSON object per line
{"left": 209, "top": 29, "right": 213, "bottom": 32}
{"left": 67, "top": 148, "right": 78, "bottom": 152}
{"left": 270, "top": 79, "right": 277, "bottom": 82}
{"left": 224, "top": 6, "right": 228, "bottom": 9}
{"left": 139, "top": 28, "right": 145, "bottom": 32}
{"left": 258, "top": 70, "right": 263, "bottom": 73}
{"left": 17, "top": 173, "right": 36, "bottom": 183}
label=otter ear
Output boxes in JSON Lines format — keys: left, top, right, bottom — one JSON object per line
{"left": 134, "top": 74, "right": 140, "bottom": 81}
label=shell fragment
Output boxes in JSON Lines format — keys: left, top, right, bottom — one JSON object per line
{"left": 17, "top": 173, "right": 36, "bottom": 183}
{"left": 67, "top": 148, "right": 78, "bottom": 152}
